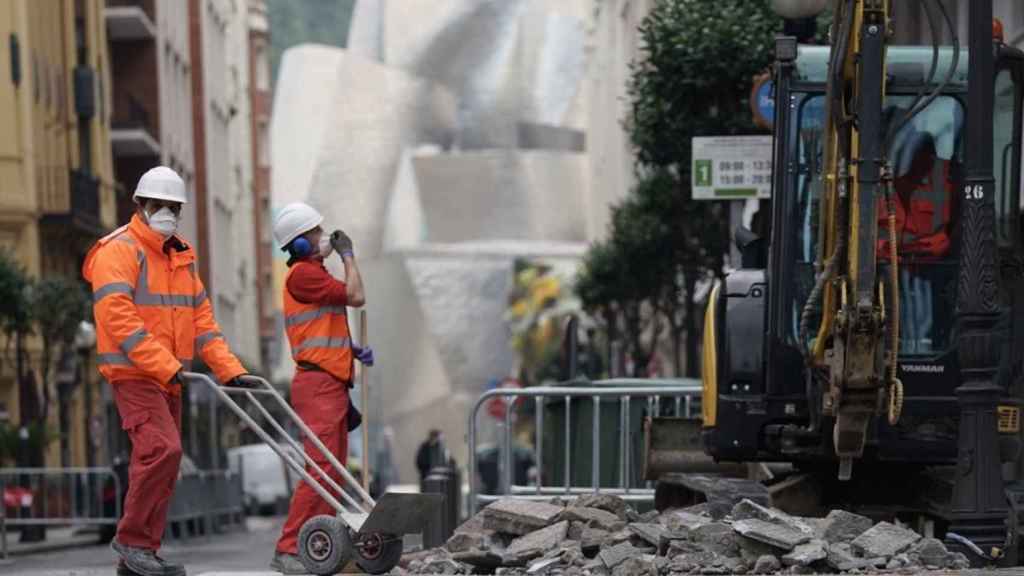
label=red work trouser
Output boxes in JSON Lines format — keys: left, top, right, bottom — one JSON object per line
{"left": 112, "top": 380, "right": 183, "bottom": 551}
{"left": 276, "top": 370, "right": 350, "bottom": 555}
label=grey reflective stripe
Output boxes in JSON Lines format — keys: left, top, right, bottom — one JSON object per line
{"left": 133, "top": 255, "right": 196, "bottom": 307}
{"left": 120, "top": 328, "right": 149, "bottom": 354}
{"left": 293, "top": 336, "right": 351, "bottom": 353}
{"left": 284, "top": 306, "right": 346, "bottom": 328}
{"left": 195, "top": 331, "right": 223, "bottom": 350}
{"left": 194, "top": 290, "right": 208, "bottom": 307}
{"left": 97, "top": 353, "right": 132, "bottom": 366}
{"left": 93, "top": 282, "right": 133, "bottom": 303}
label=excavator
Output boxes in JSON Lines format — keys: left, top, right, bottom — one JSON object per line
{"left": 646, "top": 0, "right": 1024, "bottom": 566}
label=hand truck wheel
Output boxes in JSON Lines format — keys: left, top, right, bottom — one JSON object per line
{"left": 298, "top": 515, "right": 353, "bottom": 576}
{"left": 353, "top": 531, "right": 404, "bottom": 575}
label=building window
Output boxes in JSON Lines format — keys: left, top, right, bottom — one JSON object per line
{"left": 255, "top": 44, "right": 270, "bottom": 91}
{"left": 258, "top": 121, "right": 269, "bottom": 166}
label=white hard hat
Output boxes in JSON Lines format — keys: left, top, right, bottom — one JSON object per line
{"left": 133, "top": 166, "right": 188, "bottom": 204}
{"left": 273, "top": 202, "right": 324, "bottom": 249}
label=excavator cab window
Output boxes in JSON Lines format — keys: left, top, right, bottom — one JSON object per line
{"left": 789, "top": 91, "right": 965, "bottom": 356}
{"left": 994, "top": 67, "right": 1020, "bottom": 250}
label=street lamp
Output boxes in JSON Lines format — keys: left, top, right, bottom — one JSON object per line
{"left": 73, "top": 322, "right": 96, "bottom": 468}
{"left": 769, "top": 0, "right": 827, "bottom": 19}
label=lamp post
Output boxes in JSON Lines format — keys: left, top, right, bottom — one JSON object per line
{"left": 73, "top": 322, "right": 96, "bottom": 469}
{"left": 73, "top": 322, "right": 96, "bottom": 516}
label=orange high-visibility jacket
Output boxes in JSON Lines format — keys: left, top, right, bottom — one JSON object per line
{"left": 283, "top": 264, "right": 352, "bottom": 383}
{"left": 82, "top": 214, "right": 245, "bottom": 393}
{"left": 877, "top": 159, "right": 953, "bottom": 260}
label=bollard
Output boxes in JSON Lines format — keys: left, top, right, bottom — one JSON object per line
{"left": 1, "top": 475, "right": 9, "bottom": 565}
{"left": 422, "top": 467, "right": 453, "bottom": 549}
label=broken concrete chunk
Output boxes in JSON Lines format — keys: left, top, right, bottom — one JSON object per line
{"left": 667, "top": 549, "right": 719, "bottom": 573}
{"left": 738, "top": 534, "right": 782, "bottom": 563}
{"left": 818, "top": 509, "right": 874, "bottom": 544}
{"left": 526, "top": 556, "right": 562, "bottom": 574}
{"left": 780, "top": 539, "right": 826, "bottom": 567}
{"left": 599, "top": 542, "right": 645, "bottom": 570}
{"left": 626, "top": 523, "right": 668, "bottom": 549}
{"left": 693, "top": 522, "right": 741, "bottom": 557}
{"left": 729, "top": 499, "right": 815, "bottom": 536}
{"left": 732, "top": 519, "right": 811, "bottom": 552}
{"left": 422, "top": 557, "right": 473, "bottom": 574}
{"left": 850, "top": 521, "right": 921, "bottom": 559}
{"left": 825, "top": 542, "right": 857, "bottom": 570}
{"left": 610, "top": 556, "right": 658, "bottom": 576}
{"left": 637, "top": 510, "right": 659, "bottom": 523}
{"left": 485, "top": 499, "right": 566, "bottom": 536}
{"left": 504, "top": 521, "right": 570, "bottom": 565}
{"left": 752, "top": 554, "right": 781, "bottom": 574}
{"left": 948, "top": 551, "right": 971, "bottom": 570}
{"left": 571, "top": 494, "right": 630, "bottom": 520}
{"left": 452, "top": 549, "right": 504, "bottom": 569}
{"left": 446, "top": 531, "right": 488, "bottom": 553}
{"left": 557, "top": 506, "right": 627, "bottom": 532}
{"left": 907, "top": 536, "right": 949, "bottom": 567}
{"left": 660, "top": 510, "right": 711, "bottom": 535}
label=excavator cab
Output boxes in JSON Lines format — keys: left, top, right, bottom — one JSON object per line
{"left": 702, "top": 42, "right": 1024, "bottom": 474}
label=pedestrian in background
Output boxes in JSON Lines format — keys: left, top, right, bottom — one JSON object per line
{"left": 416, "top": 429, "right": 447, "bottom": 491}
{"left": 83, "top": 166, "right": 250, "bottom": 576}
{"left": 269, "top": 202, "right": 374, "bottom": 574}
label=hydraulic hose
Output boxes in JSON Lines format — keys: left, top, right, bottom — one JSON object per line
{"left": 884, "top": 173, "right": 903, "bottom": 425}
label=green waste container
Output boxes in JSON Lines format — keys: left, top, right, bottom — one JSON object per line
{"left": 538, "top": 378, "right": 700, "bottom": 492}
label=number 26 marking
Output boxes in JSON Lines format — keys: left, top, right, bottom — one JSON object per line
{"left": 964, "top": 184, "right": 984, "bottom": 200}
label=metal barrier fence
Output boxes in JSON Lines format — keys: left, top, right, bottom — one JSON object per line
{"left": 467, "top": 382, "right": 703, "bottom": 514}
{"left": 0, "top": 467, "right": 122, "bottom": 560}
{"left": 164, "top": 469, "right": 246, "bottom": 541}
{"left": 0, "top": 466, "right": 245, "bottom": 560}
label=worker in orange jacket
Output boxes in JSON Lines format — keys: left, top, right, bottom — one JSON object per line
{"left": 269, "top": 202, "right": 372, "bottom": 574}
{"left": 877, "top": 132, "right": 954, "bottom": 352}
{"left": 83, "top": 166, "right": 249, "bottom": 576}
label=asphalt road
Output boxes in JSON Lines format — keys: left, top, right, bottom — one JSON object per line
{"left": 1, "top": 516, "right": 291, "bottom": 576}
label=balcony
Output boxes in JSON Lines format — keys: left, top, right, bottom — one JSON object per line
{"left": 105, "top": 0, "right": 156, "bottom": 42}
{"left": 111, "top": 95, "right": 160, "bottom": 157}
{"left": 40, "top": 169, "right": 106, "bottom": 236}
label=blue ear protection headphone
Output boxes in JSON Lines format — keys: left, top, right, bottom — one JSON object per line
{"left": 288, "top": 237, "right": 312, "bottom": 258}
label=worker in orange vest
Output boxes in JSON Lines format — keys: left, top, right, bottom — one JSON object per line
{"left": 269, "top": 202, "right": 373, "bottom": 574}
{"left": 877, "top": 132, "right": 954, "bottom": 352}
{"left": 83, "top": 166, "right": 250, "bottom": 576}
{"left": 877, "top": 132, "right": 953, "bottom": 260}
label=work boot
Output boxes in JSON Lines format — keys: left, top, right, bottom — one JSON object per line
{"left": 111, "top": 540, "right": 186, "bottom": 576}
{"left": 117, "top": 560, "right": 136, "bottom": 576}
{"left": 270, "top": 552, "right": 308, "bottom": 575}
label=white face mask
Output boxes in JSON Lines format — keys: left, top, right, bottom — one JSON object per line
{"left": 146, "top": 207, "right": 179, "bottom": 238}
{"left": 318, "top": 235, "right": 333, "bottom": 258}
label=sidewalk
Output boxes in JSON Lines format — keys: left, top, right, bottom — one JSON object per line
{"left": 1, "top": 526, "right": 100, "bottom": 558}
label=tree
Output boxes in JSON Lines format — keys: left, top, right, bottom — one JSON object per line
{"left": 577, "top": 0, "right": 797, "bottom": 378}
{"left": 0, "top": 251, "right": 34, "bottom": 425}
{"left": 32, "top": 278, "right": 91, "bottom": 468}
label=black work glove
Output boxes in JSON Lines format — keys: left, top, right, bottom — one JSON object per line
{"left": 225, "top": 374, "right": 260, "bottom": 388}
{"left": 330, "top": 229, "right": 354, "bottom": 258}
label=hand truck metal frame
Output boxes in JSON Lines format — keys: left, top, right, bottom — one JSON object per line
{"left": 184, "top": 372, "right": 441, "bottom": 575}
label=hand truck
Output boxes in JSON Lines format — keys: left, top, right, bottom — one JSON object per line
{"left": 184, "top": 372, "right": 442, "bottom": 575}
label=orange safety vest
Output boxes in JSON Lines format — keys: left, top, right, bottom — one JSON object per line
{"left": 877, "top": 159, "right": 953, "bottom": 260}
{"left": 82, "top": 214, "right": 245, "bottom": 394}
{"left": 283, "top": 263, "right": 353, "bottom": 383}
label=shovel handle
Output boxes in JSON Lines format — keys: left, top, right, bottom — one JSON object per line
{"left": 360, "top": 310, "right": 370, "bottom": 492}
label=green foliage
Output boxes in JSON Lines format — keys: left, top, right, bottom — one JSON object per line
{"left": 627, "top": 0, "right": 781, "bottom": 169}
{"left": 0, "top": 250, "right": 32, "bottom": 338}
{"left": 32, "top": 278, "right": 91, "bottom": 350}
{"left": 268, "top": 0, "right": 356, "bottom": 83}
{"left": 578, "top": 0, "right": 793, "bottom": 376}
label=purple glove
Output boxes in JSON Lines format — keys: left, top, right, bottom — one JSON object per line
{"left": 353, "top": 345, "right": 375, "bottom": 367}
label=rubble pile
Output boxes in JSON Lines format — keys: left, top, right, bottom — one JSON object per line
{"left": 398, "top": 495, "right": 972, "bottom": 575}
